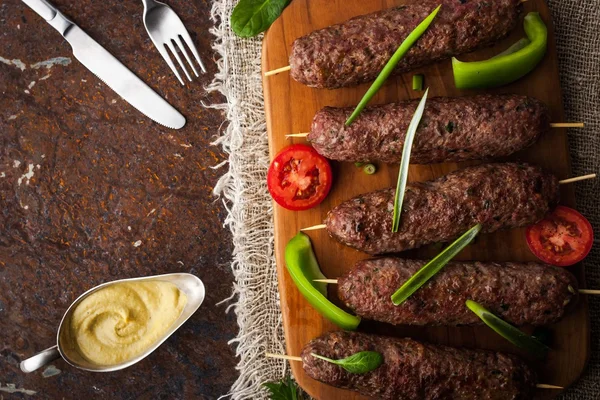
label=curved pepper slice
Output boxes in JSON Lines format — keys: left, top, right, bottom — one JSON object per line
{"left": 491, "top": 38, "right": 530, "bottom": 59}
{"left": 285, "top": 232, "right": 361, "bottom": 330}
{"left": 452, "top": 12, "right": 547, "bottom": 89}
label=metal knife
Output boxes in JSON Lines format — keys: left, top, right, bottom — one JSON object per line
{"left": 22, "top": 0, "right": 186, "bottom": 129}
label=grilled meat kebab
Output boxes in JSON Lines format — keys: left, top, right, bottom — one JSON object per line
{"left": 290, "top": 0, "right": 522, "bottom": 89}
{"left": 301, "top": 331, "right": 536, "bottom": 400}
{"left": 338, "top": 258, "right": 578, "bottom": 326}
{"left": 325, "top": 163, "right": 559, "bottom": 254}
{"left": 309, "top": 95, "right": 550, "bottom": 164}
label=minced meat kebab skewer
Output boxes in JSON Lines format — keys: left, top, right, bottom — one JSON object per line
{"left": 302, "top": 166, "right": 595, "bottom": 253}
{"left": 267, "top": 331, "right": 563, "bottom": 399}
{"left": 292, "top": 95, "right": 582, "bottom": 164}
{"left": 310, "top": 163, "right": 560, "bottom": 254}
{"left": 333, "top": 258, "right": 578, "bottom": 327}
{"left": 265, "top": 0, "right": 523, "bottom": 89}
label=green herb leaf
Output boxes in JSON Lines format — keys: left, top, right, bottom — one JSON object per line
{"left": 231, "top": 0, "right": 291, "bottom": 38}
{"left": 345, "top": 4, "right": 441, "bottom": 125}
{"left": 391, "top": 224, "right": 481, "bottom": 305}
{"left": 311, "top": 351, "right": 383, "bottom": 374}
{"left": 392, "top": 88, "right": 429, "bottom": 232}
{"left": 466, "top": 300, "right": 549, "bottom": 360}
{"left": 263, "top": 375, "right": 303, "bottom": 400}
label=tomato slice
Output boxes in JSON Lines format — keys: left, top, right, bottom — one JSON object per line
{"left": 526, "top": 206, "right": 593, "bottom": 267}
{"left": 267, "top": 144, "right": 333, "bottom": 211}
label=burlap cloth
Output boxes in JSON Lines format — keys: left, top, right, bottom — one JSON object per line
{"left": 209, "top": 1, "right": 600, "bottom": 398}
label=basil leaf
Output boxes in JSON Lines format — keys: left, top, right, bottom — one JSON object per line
{"left": 392, "top": 88, "right": 429, "bottom": 232}
{"left": 231, "top": 0, "right": 291, "bottom": 38}
{"left": 311, "top": 351, "right": 383, "bottom": 374}
{"left": 391, "top": 224, "right": 481, "bottom": 305}
{"left": 263, "top": 375, "right": 303, "bottom": 400}
{"left": 466, "top": 300, "right": 549, "bottom": 360}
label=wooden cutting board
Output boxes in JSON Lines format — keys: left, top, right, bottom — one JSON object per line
{"left": 262, "top": 1, "right": 590, "bottom": 398}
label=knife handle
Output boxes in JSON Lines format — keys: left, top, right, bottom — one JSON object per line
{"left": 22, "top": 0, "right": 73, "bottom": 35}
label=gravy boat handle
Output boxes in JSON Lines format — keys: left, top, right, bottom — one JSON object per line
{"left": 20, "top": 345, "right": 61, "bottom": 373}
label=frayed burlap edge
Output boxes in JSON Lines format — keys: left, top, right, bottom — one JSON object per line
{"left": 206, "top": 1, "right": 287, "bottom": 399}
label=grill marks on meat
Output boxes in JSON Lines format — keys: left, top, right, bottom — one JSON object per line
{"left": 301, "top": 331, "right": 536, "bottom": 400}
{"left": 325, "top": 163, "right": 559, "bottom": 254}
{"left": 290, "top": 0, "right": 522, "bottom": 89}
{"left": 308, "top": 95, "right": 550, "bottom": 164}
{"left": 338, "top": 258, "right": 578, "bottom": 326}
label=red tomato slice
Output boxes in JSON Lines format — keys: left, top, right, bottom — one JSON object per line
{"left": 526, "top": 206, "right": 594, "bottom": 267}
{"left": 267, "top": 144, "right": 333, "bottom": 211}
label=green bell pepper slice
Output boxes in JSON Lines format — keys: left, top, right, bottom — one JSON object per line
{"left": 285, "top": 232, "right": 361, "bottom": 330}
{"left": 466, "top": 300, "right": 549, "bottom": 360}
{"left": 491, "top": 38, "right": 530, "bottom": 59}
{"left": 452, "top": 12, "right": 547, "bottom": 89}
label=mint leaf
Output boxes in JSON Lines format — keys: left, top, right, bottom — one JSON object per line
{"left": 231, "top": 0, "right": 291, "bottom": 38}
{"left": 311, "top": 351, "right": 383, "bottom": 374}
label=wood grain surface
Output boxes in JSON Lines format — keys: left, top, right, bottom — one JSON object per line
{"left": 262, "top": 1, "right": 590, "bottom": 399}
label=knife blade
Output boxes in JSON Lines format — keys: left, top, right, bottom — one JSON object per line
{"left": 21, "top": 0, "right": 186, "bottom": 129}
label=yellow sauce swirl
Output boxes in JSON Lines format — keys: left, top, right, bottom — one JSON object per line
{"left": 68, "top": 281, "right": 187, "bottom": 366}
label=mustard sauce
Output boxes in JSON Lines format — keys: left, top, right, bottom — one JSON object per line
{"left": 67, "top": 281, "right": 187, "bottom": 366}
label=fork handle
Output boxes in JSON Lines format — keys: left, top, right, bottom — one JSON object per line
{"left": 22, "top": 0, "right": 74, "bottom": 36}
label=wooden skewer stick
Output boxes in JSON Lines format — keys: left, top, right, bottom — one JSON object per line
{"left": 550, "top": 122, "right": 585, "bottom": 128}
{"left": 265, "top": 353, "right": 303, "bottom": 361}
{"left": 264, "top": 65, "right": 292, "bottom": 77}
{"left": 286, "top": 123, "right": 584, "bottom": 139}
{"left": 264, "top": 353, "right": 561, "bottom": 389}
{"left": 559, "top": 174, "right": 596, "bottom": 185}
{"left": 536, "top": 384, "right": 563, "bottom": 389}
{"left": 286, "top": 133, "right": 310, "bottom": 139}
{"left": 301, "top": 224, "right": 327, "bottom": 232}
{"left": 314, "top": 279, "right": 339, "bottom": 284}
{"left": 578, "top": 289, "right": 600, "bottom": 295}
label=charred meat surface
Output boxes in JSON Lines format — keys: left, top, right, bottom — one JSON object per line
{"left": 325, "top": 163, "right": 559, "bottom": 254}
{"left": 290, "top": 0, "right": 522, "bottom": 89}
{"left": 301, "top": 331, "right": 536, "bottom": 400}
{"left": 338, "top": 258, "right": 578, "bottom": 326}
{"left": 309, "top": 95, "right": 550, "bottom": 164}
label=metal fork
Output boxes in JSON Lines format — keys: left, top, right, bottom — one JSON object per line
{"left": 142, "top": 0, "right": 207, "bottom": 85}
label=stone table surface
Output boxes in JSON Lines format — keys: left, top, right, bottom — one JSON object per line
{"left": 0, "top": 0, "right": 238, "bottom": 398}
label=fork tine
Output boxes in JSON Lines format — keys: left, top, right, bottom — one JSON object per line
{"left": 155, "top": 42, "right": 185, "bottom": 86}
{"left": 165, "top": 40, "right": 192, "bottom": 82}
{"left": 179, "top": 29, "right": 207, "bottom": 74}
{"left": 174, "top": 35, "right": 199, "bottom": 77}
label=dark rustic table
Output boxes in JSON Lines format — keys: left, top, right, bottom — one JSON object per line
{"left": 0, "top": 0, "right": 238, "bottom": 398}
